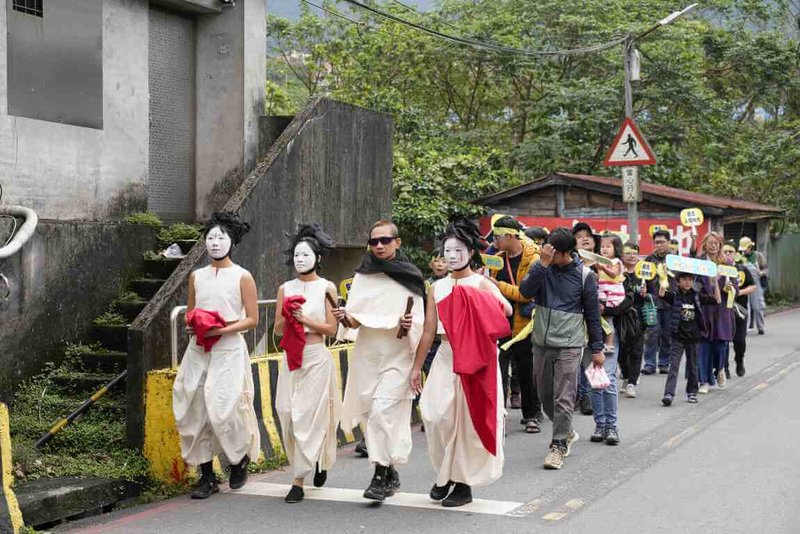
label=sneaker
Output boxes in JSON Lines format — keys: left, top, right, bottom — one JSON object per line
{"left": 605, "top": 428, "right": 620, "bottom": 446}
{"left": 725, "top": 368, "right": 731, "bottom": 380}
{"left": 661, "top": 395, "right": 673, "bottom": 407}
{"left": 658, "top": 367, "right": 669, "bottom": 375}
{"left": 525, "top": 418, "right": 541, "bottom": 434}
{"left": 698, "top": 383, "right": 710, "bottom": 394}
{"left": 354, "top": 437, "right": 368, "bottom": 458}
{"left": 190, "top": 477, "right": 220, "bottom": 499}
{"left": 564, "top": 430, "right": 579, "bottom": 458}
{"left": 429, "top": 481, "right": 453, "bottom": 501}
{"left": 758, "top": 330, "right": 765, "bottom": 335}
{"left": 579, "top": 396, "right": 594, "bottom": 415}
{"left": 313, "top": 463, "right": 327, "bottom": 488}
{"left": 363, "top": 470, "right": 387, "bottom": 502}
{"left": 228, "top": 455, "right": 250, "bottom": 490}
{"left": 543, "top": 444, "right": 565, "bottom": 470}
{"left": 442, "top": 483, "right": 472, "bottom": 507}
{"left": 687, "top": 394, "right": 698, "bottom": 404}
{"left": 620, "top": 378, "right": 628, "bottom": 391}
{"left": 625, "top": 383, "right": 637, "bottom": 398}
{"left": 717, "top": 371, "right": 727, "bottom": 389}
{"left": 641, "top": 367, "right": 656, "bottom": 376}
{"left": 509, "top": 392, "right": 522, "bottom": 409}
{"left": 736, "top": 358, "right": 746, "bottom": 377}
{"left": 285, "top": 485, "right": 304, "bottom": 503}
{"left": 385, "top": 466, "right": 400, "bottom": 497}
{"left": 590, "top": 426, "right": 606, "bottom": 442}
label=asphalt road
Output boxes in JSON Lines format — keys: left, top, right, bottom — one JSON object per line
{"left": 57, "top": 308, "right": 800, "bottom": 534}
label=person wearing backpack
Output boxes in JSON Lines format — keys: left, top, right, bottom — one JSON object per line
{"left": 519, "top": 228, "right": 604, "bottom": 470}
{"left": 617, "top": 242, "right": 648, "bottom": 398}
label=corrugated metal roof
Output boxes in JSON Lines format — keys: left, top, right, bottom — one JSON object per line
{"left": 478, "top": 172, "right": 785, "bottom": 214}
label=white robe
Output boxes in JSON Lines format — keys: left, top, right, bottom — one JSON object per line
{"left": 419, "top": 274, "right": 505, "bottom": 487}
{"left": 173, "top": 334, "right": 261, "bottom": 467}
{"left": 341, "top": 272, "right": 424, "bottom": 466}
{"left": 276, "top": 343, "right": 343, "bottom": 479}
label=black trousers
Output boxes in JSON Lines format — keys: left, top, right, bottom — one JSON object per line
{"left": 499, "top": 336, "right": 541, "bottom": 420}
{"left": 733, "top": 315, "right": 747, "bottom": 363}
{"left": 618, "top": 329, "right": 645, "bottom": 386}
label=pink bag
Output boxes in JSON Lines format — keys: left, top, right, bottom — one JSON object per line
{"left": 585, "top": 365, "right": 611, "bottom": 390}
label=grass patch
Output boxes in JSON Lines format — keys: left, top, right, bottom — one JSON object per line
{"left": 92, "top": 312, "right": 128, "bottom": 327}
{"left": 157, "top": 223, "right": 202, "bottom": 244}
{"left": 124, "top": 212, "right": 163, "bottom": 228}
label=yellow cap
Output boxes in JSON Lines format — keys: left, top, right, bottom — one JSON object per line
{"left": 738, "top": 236, "right": 754, "bottom": 251}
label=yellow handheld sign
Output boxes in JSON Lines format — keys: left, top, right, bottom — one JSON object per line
{"left": 611, "top": 230, "right": 630, "bottom": 243}
{"left": 718, "top": 265, "right": 738, "bottom": 279}
{"left": 481, "top": 254, "right": 505, "bottom": 272}
{"left": 339, "top": 278, "right": 353, "bottom": 302}
{"left": 680, "top": 208, "right": 704, "bottom": 234}
{"left": 649, "top": 224, "right": 668, "bottom": 237}
{"left": 738, "top": 270, "right": 746, "bottom": 285}
{"left": 635, "top": 261, "right": 657, "bottom": 281}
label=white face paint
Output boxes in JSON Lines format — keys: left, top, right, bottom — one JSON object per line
{"left": 293, "top": 241, "right": 318, "bottom": 274}
{"left": 205, "top": 226, "right": 232, "bottom": 260}
{"left": 443, "top": 237, "right": 470, "bottom": 271}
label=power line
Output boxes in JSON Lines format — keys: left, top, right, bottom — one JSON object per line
{"left": 339, "top": 0, "right": 626, "bottom": 57}
{"left": 387, "top": 0, "right": 463, "bottom": 32}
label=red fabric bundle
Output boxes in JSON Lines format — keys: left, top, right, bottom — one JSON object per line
{"left": 437, "top": 284, "right": 510, "bottom": 456}
{"left": 280, "top": 295, "right": 307, "bottom": 371}
{"left": 186, "top": 309, "right": 227, "bottom": 352}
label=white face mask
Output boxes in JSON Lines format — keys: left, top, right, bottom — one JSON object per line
{"left": 205, "top": 226, "right": 232, "bottom": 260}
{"left": 443, "top": 237, "right": 471, "bottom": 271}
{"left": 293, "top": 241, "right": 318, "bottom": 274}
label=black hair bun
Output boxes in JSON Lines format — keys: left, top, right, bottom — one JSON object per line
{"left": 203, "top": 212, "right": 251, "bottom": 245}
{"left": 283, "top": 223, "right": 336, "bottom": 269}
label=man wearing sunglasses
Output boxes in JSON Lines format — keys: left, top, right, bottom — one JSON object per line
{"left": 336, "top": 220, "right": 437, "bottom": 503}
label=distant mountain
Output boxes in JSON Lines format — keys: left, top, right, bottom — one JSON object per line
{"left": 268, "top": 0, "right": 437, "bottom": 20}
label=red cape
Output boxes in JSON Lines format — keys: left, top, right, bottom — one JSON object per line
{"left": 186, "top": 309, "right": 227, "bottom": 352}
{"left": 437, "top": 284, "right": 510, "bottom": 456}
{"left": 280, "top": 295, "right": 307, "bottom": 371}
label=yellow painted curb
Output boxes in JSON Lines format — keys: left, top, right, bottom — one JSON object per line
{"left": 1, "top": 403, "right": 24, "bottom": 533}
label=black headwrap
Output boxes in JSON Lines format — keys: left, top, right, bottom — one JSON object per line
{"left": 355, "top": 250, "right": 426, "bottom": 299}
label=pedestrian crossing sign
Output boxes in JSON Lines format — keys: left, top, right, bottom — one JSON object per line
{"left": 603, "top": 117, "right": 657, "bottom": 167}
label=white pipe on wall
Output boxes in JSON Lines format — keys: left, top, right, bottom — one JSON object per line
{"left": 0, "top": 205, "right": 38, "bottom": 259}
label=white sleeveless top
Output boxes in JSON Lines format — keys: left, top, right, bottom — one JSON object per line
{"left": 432, "top": 273, "right": 505, "bottom": 335}
{"left": 193, "top": 264, "right": 248, "bottom": 322}
{"left": 283, "top": 277, "right": 331, "bottom": 333}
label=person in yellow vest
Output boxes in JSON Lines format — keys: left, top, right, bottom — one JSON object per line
{"left": 486, "top": 215, "right": 543, "bottom": 433}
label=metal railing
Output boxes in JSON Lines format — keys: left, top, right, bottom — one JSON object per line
{"left": 170, "top": 299, "right": 278, "bottom": 369}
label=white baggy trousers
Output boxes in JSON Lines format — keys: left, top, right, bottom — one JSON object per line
{"left": 173, "top": 334, "right": 261, "bottom": 467}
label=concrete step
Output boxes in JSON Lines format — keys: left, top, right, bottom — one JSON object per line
{"left": 114, "top": 300, "right": 149, "bottom": 323}
{"left": 143, "top": 257, "right": 182, "bottom": 279}
{"left": 16, "top": 476, "right": 141, "bottom": 530}
{"left": 130, "top": 278, "right": 165, "bottom": 300}
{"left": 78, "top": 351, "right": 127, "bottom": 373}
{"left": 92, "top": 325, "right": 129, "bottom": 352}
{"left": 50, "top": 372, "right": 123, "bottom": 395}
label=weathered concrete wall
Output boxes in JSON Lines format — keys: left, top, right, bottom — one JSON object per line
{"left": 0, "top": 221, "right": 156, "bottom": 402}
{"left": 195, "top": 0, "right": 266, "bottom": 219}
{"left": 768, "top": 233, "right": 800, "bottom": 299}
{"left": 128, "top": 97, "right": 394, "bottom": 446}
{"left": 0, "top": 0, "right": 149, "bottom": 220}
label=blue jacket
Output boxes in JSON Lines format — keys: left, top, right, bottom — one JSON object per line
{"left": 519, "top": 255, "right": 604, "bottom": 352}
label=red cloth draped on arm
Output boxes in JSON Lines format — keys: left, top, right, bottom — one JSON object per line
{"left": 280, "top": 295, "right": 307, "bottom": 371}
{"left": 437, "top": 284, "right": 510, "bottom": 456}
{"left": 186, "top": 309, "right": 227, "bottom": 352}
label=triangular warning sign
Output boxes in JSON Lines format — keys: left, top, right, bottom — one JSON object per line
{"left": 603, "top": 117, "right": 657, "bottom": 167}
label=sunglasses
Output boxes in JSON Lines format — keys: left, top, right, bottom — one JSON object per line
{"left": 367, "top": 236, "right": 397, "bottom": 246}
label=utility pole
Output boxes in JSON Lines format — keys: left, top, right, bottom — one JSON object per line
{"left": 623, "top": 35, "right": 638, "bottom": 244}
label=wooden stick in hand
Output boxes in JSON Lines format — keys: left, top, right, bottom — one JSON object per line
{"left": 326, "top": 292, "right": 352, "bottom": 328}
{"left": 397, "top": 297, "right": 414, "bottom": 339}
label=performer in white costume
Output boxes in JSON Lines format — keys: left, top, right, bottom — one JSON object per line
{"left": 172, "top": 212, "right": 261, "bottom": 500}
{"left": 412, "top": 218, "right": 512, "bottom": 507}
{"left": 334, "top": 220, "right": 437, "bottom": 502}
{"left": 275, "top": 224, "right": 343, "bottom": 504}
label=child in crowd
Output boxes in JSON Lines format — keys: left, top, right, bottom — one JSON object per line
{"left": 595, "top": 233, "right": 626, "bottom": 351}
{"left": 658, "top": 271, "right": 721, "bottom": 406}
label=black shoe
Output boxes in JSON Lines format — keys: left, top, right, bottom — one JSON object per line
{"left": 725, "top": 368, "right": 731, "bottom": 380}
{"left": 429, "top": 481, "right": 453, "bottom": 501}
{"left": 524, "top": 418, "right": 541, "bottom": 434}
{"left": 285, "top": 485, "right": 304, "bottom": 503}
{"left": 590, "top": 425, "right": 605, "bottom": 442}
{"left": 579, "top": 396, "right": 594, "bottom": 415}
{"left": 355, "top": 437, "right": 368, "bottom": 458}
{"left": 736, "top": 358, "right": 746, "bottom": 377}
{"left": 662, "top": 395, "right": 673, "bottom": 407}
{"left": 605, "top": 428, "right": 620, "bottom": 446}
{"left": 385, "top": 466, "right": 400, "bottom": 496}
{"left": 442, "top": 483, "right": 472, "bottom": 507}
{"left": 658, "top": 367, "right": 669, "bottom": 375}
{"left": 190, "top": 477, "right": 220, "bottom": 499}
{"left": 228, "top": 455, "right": 250, "bottom": 490}
{"left": 313, "top": 463, "right": 327, "bottom": 488}
{"left": 641, "top": 367, "right": 656, "bottom": 376}
{"left": 758, "top": 330, "right": 765, "bottom": 335}
{"left": 363, "top": 468, "right": 387, "bottom": 501}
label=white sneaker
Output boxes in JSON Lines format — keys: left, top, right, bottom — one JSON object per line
{"left": 564, "top": 430, "right": 579, "bottom": 458}
{"left": 717, "top": 371, "right": 727, "bottom": 388}
{"left": 625, "top": 383, "right": 637, "bottom": 398}
{"left": 699, "top": 383, "right": 710, "bottom": 394}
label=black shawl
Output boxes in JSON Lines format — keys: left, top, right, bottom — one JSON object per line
{"left": 355, "top": 251, "right": 427, "bottom": 299}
